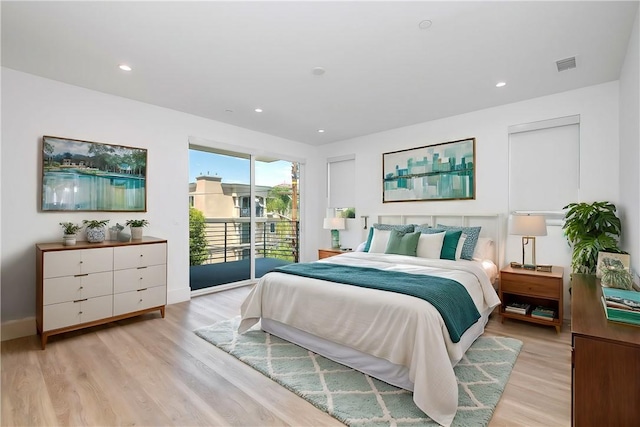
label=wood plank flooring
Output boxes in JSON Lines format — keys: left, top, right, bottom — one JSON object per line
{"left": 2, "top": 286, "right": 571, "bottom": 426}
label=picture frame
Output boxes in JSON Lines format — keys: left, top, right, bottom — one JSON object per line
{"left": 382, "top": 137, "right": 476, "bottom": 202}
{"left": 41, "top": 135, "right": 147, "bottom": 211}
{"left": 596, "top": 251, "right": 631, "bottom": 278}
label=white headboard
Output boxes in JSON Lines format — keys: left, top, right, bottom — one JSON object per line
{"left": 374, "top": 213, "right": 504, "bottom": 267}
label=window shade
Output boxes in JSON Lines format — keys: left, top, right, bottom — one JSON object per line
{"left": 509, "top": 120, "right": 579, "bottom": 212}
{"left": 328, "top": 156, "right": 355, "bottom": 208}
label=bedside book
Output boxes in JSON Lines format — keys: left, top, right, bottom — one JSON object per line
{"left": 531, "top": 306, "right": 555, "bottom": 320}
{"left": 505, "top": 302, "right": 530, "bottom": 315}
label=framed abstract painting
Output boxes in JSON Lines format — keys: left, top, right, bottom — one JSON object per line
{"left": 383, "top": 138, "right": 476, "bottom": 202}
{"left": 41, "top": 136, "right": 147, "bottom": 211}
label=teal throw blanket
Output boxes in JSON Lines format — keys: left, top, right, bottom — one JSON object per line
{"left": 274, "top": 263, "right": 480, "bottom": 343}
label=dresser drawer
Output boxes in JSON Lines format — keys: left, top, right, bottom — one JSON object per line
{"left": 44, "top": 247, "right": 113, "bottom": 278}
{"left": 113, "top": 285, "right": 166, "bottom": 316}
{"left": 43, "top": 294, "right": 113, "bottom": 331}
{"left": 113, "top": 264, "right": 166, "bottom": 294}
{"left": 44, "top": 271, "right": 113, "bottom": 305}
{"left": 114, "top": 243, "right": 167, "bottom": 270}
{"left": 501, "top": 273, "right": 561, "bottom": 298}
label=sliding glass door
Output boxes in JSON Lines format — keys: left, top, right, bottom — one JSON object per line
{"left": 188, "top": 145, "right": 301, "bottom": 292}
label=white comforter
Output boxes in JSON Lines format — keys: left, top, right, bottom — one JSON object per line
{"left": 239, "top": 252, "right": 501, "bottom": 426}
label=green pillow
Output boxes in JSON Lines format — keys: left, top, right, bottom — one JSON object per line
{"left": 384, "top": 230, "right": 421, "bottom": 257}
{"left": 439, "top": 230, "right": 463, "bottom": 260}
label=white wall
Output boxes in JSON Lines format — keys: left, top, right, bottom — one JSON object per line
{"left": 0, "top": 68, "right": 321, "bottom": 330}
{"left": 321, "top": 81, "right": 621, "bottom": 319}
{"left": 619, "top": 9, "right": 640, "bottom": 277}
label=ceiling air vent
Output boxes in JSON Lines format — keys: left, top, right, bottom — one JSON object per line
{"left": 556, "top": 57, "right": 576, "bottom": 72}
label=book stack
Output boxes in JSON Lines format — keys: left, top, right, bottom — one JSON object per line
{"left": 531, "top": 306, "right": 556, "bottom": 320}
{"left": 601, "top": 287, "right": 640, "bottom": 326}
{"left": 505, "top": 302, "right": 530, "bottom": 315}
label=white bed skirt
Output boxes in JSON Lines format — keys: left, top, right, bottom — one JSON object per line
{"left": 261, "top": 306, "right": 492, "bottom": 393}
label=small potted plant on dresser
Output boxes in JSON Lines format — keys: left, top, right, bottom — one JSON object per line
{"left": 83, "top": 219, "right": 109, "bottom": 243}
{"left": 59, "top": 222, "right": 82, "bottom": 246}
{"left": 126, "top": 219, "right": 149, "bottom": 240}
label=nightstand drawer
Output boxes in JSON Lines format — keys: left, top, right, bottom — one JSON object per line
{"left": 501, "top": 273, "right": 561, "bottom": 298}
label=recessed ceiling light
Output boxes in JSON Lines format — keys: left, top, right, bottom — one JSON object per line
{"left": 254, "top": 108, "right": 263, "bottom": 113}
{"left": 312, "top": 67, "right": 326, "bottom": 76}
{"left": 496, "top": 82, "right": 506, "bottom": 88}
{"left": 318, "top": 129, "right": 325, "bottom": 133}
{"left": 418, "top": 20, "right": 432, "bottom": 30}
{"left": 225, "top": 109, "right": 234, "bottom": 113}
{"left": 118, "top": 64, "right": 132, "bottom": 71}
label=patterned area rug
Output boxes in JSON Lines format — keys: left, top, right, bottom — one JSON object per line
{"left": 195, "top": 317, "right": 522, "bottom": 427}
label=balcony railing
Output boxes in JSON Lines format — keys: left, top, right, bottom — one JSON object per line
{"left": 203, "top": 218, "right": 299, "bottom": 264}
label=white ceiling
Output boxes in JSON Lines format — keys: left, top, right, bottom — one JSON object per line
{"left": 2, "top": 1, "right": 638, "bottom": 145}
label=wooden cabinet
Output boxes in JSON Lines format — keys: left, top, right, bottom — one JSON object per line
{"left": 499, "top": 266, "right": 564, "bottom": 332}
{"left": 571, "top": 274, "right": 640, "bottom": 426}
{"left": 36, "top": 237, "right": 167, "bottom": 349}
{"left": 318, "top": 248, "right": 349, "bottom": 259}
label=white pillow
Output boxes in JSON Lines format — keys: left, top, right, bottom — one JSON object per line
{"left": 473, "top": 237, "right": 494, "bottom": 260}
{"left": 355, "top": 241, "right": 367, "bottom": 252}
{"left": 368, "top": 229, "right": 392, "bottom": 253}
{"left": 455, "top": 234, "right": 467, "bottom": 260}
{"left": 416, "top": 232, "right": 446, "bottom": 259}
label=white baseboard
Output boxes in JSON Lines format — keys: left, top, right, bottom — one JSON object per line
{"left": 1, "top": 317, "right": 36, "bottom": 341}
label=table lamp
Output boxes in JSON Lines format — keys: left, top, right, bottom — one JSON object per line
{"left": 508, "top": 214, "right": 547, "bottom": 269}
{"left": 323, "top": 217, "right": 346, "bottom": 249}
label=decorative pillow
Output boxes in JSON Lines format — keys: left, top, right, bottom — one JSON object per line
{"left": 473, "top": 237, "right": 494, "bottom": 260}
{"left": 364, "top": 223, "right": 415, "bottom": 252}
{"left": 416, "top": 231, "right": 446, "bottom": 259}
{"left": 368, "top": 229, "right": 392, "bottom": 253}
{"left": 385, "top": 230, "right": 421, "bottom": 257}
{"left": 355, "top": 241, "right": 367, "bottom": 252}
{"left": 455, "top": 234, "right": 467, "bottom": 260}
{"left": 436, "top": 224, "right": 482, "bottom": 260}
{"left": 439, "top": 230, "right": 463, "bottom": 260}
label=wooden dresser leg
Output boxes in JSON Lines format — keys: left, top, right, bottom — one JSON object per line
{"left": 41, "top": 333, "right": 47, "bottom": 350}
{"left": 160, "top": 306, "right": 165, "bottom": 318}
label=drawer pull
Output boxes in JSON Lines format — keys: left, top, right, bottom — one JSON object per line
{"left": 74, "top": 273, "right": 89, "bottom": 277}
{"left": 73, "top": 298, "right": 88, "bottom": 303}
{"left": 79, "top": 286, "right": 84, "bottom": 290}
{"left": 137, "top": 288, "right": 148, "bottom": 292}
{"left": 139, "top": 299, "right": 143, "bottom": 302}
{"left": 137, "top": 266, "right": 147, "bottom": 270}
{"left": 79, "top": 311, "right": 83, "bottom": 315}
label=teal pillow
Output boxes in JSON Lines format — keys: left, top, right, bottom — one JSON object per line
{"left": 439, "top": 230, "right": 463, "bottom": 260}
{"left": 436, "top": 224, "right": 481, "bottom": 260}
{"left": 364, "top": 223, "right": 415, "bottom": 252}
{"left": 384, "top": 230, "right": 421, "bottom": 257}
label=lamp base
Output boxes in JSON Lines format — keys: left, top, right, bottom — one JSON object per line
{"left": 331, "top": 229, "right": 340, "bottom": 249}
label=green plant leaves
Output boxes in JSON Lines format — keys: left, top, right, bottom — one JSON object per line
{"left": 562, "top": 201, "right": 622, "bottom": 274}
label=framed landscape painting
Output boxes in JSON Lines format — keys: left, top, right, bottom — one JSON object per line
{"left": 383, "top": 138, "right": 476, "bottom": 202}
{"left": 41, "top": 136, "right": 147, "bottom": 211}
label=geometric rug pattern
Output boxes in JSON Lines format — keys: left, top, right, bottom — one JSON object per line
{"left": 195, "top": 317, "right": 523, "bottom": 427}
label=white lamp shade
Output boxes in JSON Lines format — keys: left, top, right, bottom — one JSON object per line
{"left": 508, "top": 214, "right": 547, "bottom": 236}
{"left": 323, "top": 217, "right": 346, "bottom": 230}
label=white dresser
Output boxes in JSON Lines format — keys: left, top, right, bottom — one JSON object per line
{"left": 36, "top": 237, "right": 167, "bottom": 349}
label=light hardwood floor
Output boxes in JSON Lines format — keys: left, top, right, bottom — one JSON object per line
{"left": 2, "top": 286, "right": 571, "bottom": 426}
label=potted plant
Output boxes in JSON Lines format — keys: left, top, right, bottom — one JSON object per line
{"left": 126, "top": 219, "right": 149, "bottom": 240}
{"left": 83, "top": 219, "right": 109, "bottom": 243}
{"left": 59, "top": 222, "right": 82, "bottom": 246}
{"left": 562, "top": 201, "right": 622, "bottom": 275}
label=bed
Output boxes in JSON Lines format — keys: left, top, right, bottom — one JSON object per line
{"left": 239, "top": 214, "right": 502, "bottom": 426}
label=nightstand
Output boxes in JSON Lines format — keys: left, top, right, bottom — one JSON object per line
{"left": 499, "top": 265, "right": 564, "bottom": 332}
{"left": 318, "top": 248, "right": 349, "bottom": 259}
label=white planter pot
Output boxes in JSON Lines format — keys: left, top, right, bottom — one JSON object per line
{"left": 130, "top": 227, "right": 143, "bottom": 240}
{"left": 63, "top": 234, "right": 77, "bottom": 246}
